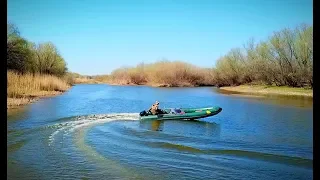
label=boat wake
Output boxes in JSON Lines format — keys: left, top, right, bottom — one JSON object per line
{"left": 47, "top": 113, "right": 140, "bottom": 146}
{"left": 152, "top": 142, "right": 313, "bottom": 169}
{"left": 40, "top": 113, "right": 144, "bottom": 179}
{"left": 44, "top": 112, "right": 312, "bottom": 173}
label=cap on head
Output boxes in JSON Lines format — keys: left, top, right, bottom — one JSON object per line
{"left": 155, "top": 101, "right": 159, "bottom": 105}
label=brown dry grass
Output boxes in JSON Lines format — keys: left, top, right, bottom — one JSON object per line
{"left": 7, "top": 97, "right": 36, "bottom": 107}
{"left": 73, "top": 77, "right": 99, "bottom": 84}
{"left": 107, "top": 61, "right": 216, "bottom": 87}
{"left": 7, "top": 71, "right": 71, "bottom": 108}
{"left": 94, "top": 75, "right": 110, "bottom": 83}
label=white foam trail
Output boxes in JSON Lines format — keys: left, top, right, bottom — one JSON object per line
{"left": 48, "top": 113, "right": 139, "bottom": 146}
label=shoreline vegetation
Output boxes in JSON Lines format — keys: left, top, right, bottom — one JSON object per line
{"left": 7, "top": 71, "right": 71, "bottom": 109}
{"left": 7, "top": 22, "right": 72, "bottom": 109}
{"left": 88, "top": 24, "right": 312, "bottom": 97}
{"left": 7, "top": 23, "right": 313, "bottom": 109}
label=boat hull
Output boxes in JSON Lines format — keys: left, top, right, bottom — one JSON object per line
{"left": 139, "top": 106, "right": 222, "bottom": 121}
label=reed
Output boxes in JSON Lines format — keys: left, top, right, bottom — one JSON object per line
{"left": 108, "top": 61, "right": 215, "bottom": 87}
{"left": 7, "top": 71, "right": 70, "bottom": 99}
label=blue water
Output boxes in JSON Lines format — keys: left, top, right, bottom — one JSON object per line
{"left": 7, "top": 84, "right": 313, "bottom": 180}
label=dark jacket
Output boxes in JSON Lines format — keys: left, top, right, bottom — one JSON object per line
{"left": 148, "top": 108, "right": 166, "bottom": 115}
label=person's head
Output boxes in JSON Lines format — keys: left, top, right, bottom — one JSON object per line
{"left": 151, "top": 101, "right": 159, "bottom": 110}
{"left": 151, "top": 104, "right": 158, "bottom": 110}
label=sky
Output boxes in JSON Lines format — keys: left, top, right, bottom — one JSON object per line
{"left": 8, "top": 0, "right": 313, "bottom": 75}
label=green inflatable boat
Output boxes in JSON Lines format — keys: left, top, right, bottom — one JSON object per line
{"left": 139, "top": 106, "right": 222, "bottom": 121}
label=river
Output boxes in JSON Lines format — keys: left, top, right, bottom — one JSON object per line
{"left": 7, "top": 84, "right": 313, "bottom": 180}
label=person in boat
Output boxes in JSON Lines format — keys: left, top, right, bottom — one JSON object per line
{"left": 139, "top": 101, "right": 168, "bottom": 116}
{"left": 139, "top": 101, "right": 166, "bottom": 116}
{"left": 148, "top": 101, "right": 167, "bottom": 115}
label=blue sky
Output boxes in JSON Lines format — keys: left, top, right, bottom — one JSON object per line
{"left": 8, "top": 0, "right": 313, "bottom": 75}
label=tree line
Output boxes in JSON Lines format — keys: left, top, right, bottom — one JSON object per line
{"left": 8, "top": 22, "right": 312, "bottom": 88}
{"left": 7, "top": 22, "right": 68, "bottom": 76}
{"left": 213, "top": 24, "right": 312, "bottom": 88}
{"left": 109, "top": 24, "right": 312, "bottom": 88}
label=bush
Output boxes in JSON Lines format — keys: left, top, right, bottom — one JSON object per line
{"left": 212, "top": 24, "right": 313, "bottom": 88}
{"left": 7, "top": 22, "right": 68, "bottom": 77}
{"left": 109, "top": 60, "right": 215, "bottom": 87}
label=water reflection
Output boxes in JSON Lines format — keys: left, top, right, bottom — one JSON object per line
{"left": 7, "top": 107, "right": 29, "bottom": 122}
{"left": 140, "top": 120, "right": 164, "bottom": 131}
{"left": 139, "top": 120, "right": 221, "bottom": 138}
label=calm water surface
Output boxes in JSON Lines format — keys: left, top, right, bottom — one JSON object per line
{"left": 7, "top": 84, "right": 313, "bottom": 180}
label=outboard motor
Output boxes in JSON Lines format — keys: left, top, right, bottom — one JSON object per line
{"left": 139, "top": 110, "right": 147, "bottom": 116}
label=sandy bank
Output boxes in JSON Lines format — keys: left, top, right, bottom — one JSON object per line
{"left": 219, "top": 85, "right": 313, "bottom": 98}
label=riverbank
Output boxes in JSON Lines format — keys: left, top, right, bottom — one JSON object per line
{"left": 73, "top": 77, "right": 101, "bottom": 84}
{"left": 105, "top": 81, "right": 313, "bottom": 98}
{"left": 106, "top": 81, "right": 200, "bottom": 87}
{"left": 219, "top": 85, "right": 313, "bottom": 98}
{"left": 7, "top": 92, "right": 65, "bottom": 109}
{"left": 7, "top": 71, "right": 71, "bottom": 109}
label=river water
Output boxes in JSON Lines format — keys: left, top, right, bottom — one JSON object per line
{"left": 7, "top": 84, "right": 313, "bottom": 180}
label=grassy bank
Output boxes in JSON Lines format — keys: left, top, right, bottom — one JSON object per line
{"left": 219, "top": 85, "right": 313, "bottom": 97}
{"left": 7, "top": 71, "right": 71, "bottom": 109}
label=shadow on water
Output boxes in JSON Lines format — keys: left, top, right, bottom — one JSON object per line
{"left": 139, "top": 120, "right": 165, "bottom": 131}
{"left": 7, "top": 139, "right": 27, "bottom": 153}
{"left": 7, "top": 106, "right": 29, "bottom": 122}
{"left": 151, "top": 141, "right": 313, "bottom": 169}
{"left": 139, "top": 119, "right": 221, "bottom": 138}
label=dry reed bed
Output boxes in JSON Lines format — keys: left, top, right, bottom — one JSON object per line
{"left": 108, "top": 61, "right": 215, "bottom": 87}
{"left": 73, "top": 77, "right": 99, "bottom": 84}
{"left": 7, "top": 71, "right": 70, "bottom": 108}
